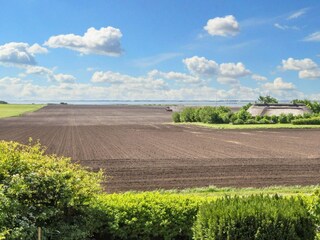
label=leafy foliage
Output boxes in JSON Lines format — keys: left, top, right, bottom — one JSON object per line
{"left": 257, "top": 95, "right": 279, "bottom": 104}
{"left": 292, "top": 99, "right": 320, "bottom": 113}
{"left": 292, "top": 117, "right": 320, "bottom": 125}
{"left": 93, "top": 193, "right": 205, "bottom": 240}
{"left": 0, "top": 141, "right": 103, "bottom": 239}
{"left": 172, "top": 112, "right": 181, "bottom": 123}
{"left": 193, "top": 195, "right": 316, "bottom": 240}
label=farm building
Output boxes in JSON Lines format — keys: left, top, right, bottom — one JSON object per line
{"left": 247, "top": 103, "right": 311, "bottom": 117}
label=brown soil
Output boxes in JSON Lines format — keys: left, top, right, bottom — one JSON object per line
{"left": 0, "top": 105, "right": 319, "bottom": 192}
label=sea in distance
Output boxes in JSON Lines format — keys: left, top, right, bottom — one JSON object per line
{"left": 9, "top": 100, "right": 293, "bottom": 107}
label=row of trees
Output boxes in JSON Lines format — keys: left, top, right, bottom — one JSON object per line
{"left": 172, "top": 96, "right": 320, "bottom": 125}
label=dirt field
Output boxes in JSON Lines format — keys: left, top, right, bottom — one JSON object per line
{"left": 0, "top": 105, "right": 319, "bottom": 192}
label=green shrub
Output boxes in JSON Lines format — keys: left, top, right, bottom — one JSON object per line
{"left": 270, "top": 115, "right": 279, "bottom": 123}
{"left": 279, "top": 113, "right": 289, "bottom": 123}
{"left": 193, "top": 195, "right": 316, "bottom": 240}
{"left": 259, "top": 118, "right": 272, "bottom": 124}
{"left": 0, "top": 141, "right": 103, "bottom": 240}
{"left": 172, "top": 112, "right": 181, "bottom": 123}
{"left": 292, "top": 117, "right": 320, "bottom": 125}
{"left": 94, "top": 193, "right": 205, "bottom": 240}
{"left": 180, "top": 107, "right": 196, "bottom": 122}
{"left": 233, "top": 119, "right": 244, "bottom": 125}
{"left": 245, "top": 119, "right": 258, "bottom": 124}
{"left": 287, "top": 113, "right": 295, "bottom": 123}
{"left": 232, "top": 109, "right": 252, "bottom": 122}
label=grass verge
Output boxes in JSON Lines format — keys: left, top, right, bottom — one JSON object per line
{"left": 174, "top": 122, "right": 320, "bottom": 129}
{"left": 0, "top": 104, "right": 45, "bottom": 118}
{"left": 156, "top": 185, "right": 319, "bottom": 197}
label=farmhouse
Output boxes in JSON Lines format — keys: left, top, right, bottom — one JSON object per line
{"left": 247, "top": 103, "right": 311, "bottom": 117}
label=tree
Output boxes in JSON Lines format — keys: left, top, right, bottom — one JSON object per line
{"left": 292, "top": 99, "right": 320, "bottom": 113}
{"left": 257, "top": 95, "right": 278, "bottom": 104}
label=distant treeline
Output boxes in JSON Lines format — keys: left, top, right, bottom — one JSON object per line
{"left": 0, "top": 101, "right": 8, "bottom": 104}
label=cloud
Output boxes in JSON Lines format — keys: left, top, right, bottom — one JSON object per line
{"left": 183, "top": 56, "right": 219, "bottom": 76}
{"left": 183, "top": 56, "right": 251, "bottom": 85}
{"left": 281, "top": 57, "right": 320, "bottom": 79}
{"left": 304, "top": 32, "right": 320, "bottom": 42}
{"left": 282, "top": 57, "right": 317, "bottom": 71}
{"left": 263, "top": 77, "right": 295, "bottom": 90}
{"left": 90, "top": 71, "right": 167, "bottom": 90}
{"left": 299, "top": 69, "right": 320, "bottom": 79}
{"left": 204, "top": 15, "right": 240, "bottom": 37}
{"left": 274, "top": 23, "right": 299, "bottom": 31}
{"left": 45, "top": 26, "right": 122, "bottom": 56}
{"left": 24, "top": 65, "right": 76, "bottom": 83}
{"left": 53, "top": 74, "right": 76, "bottom": 83}
{"left": 0, "top": 42, "right": 47, "bottom": 66}
{"left": 133, "top": 52, "right": 182, "bottom": 67}
{"left": 219, "top": 62, "right": 251, "bottom": 78}
{"left": 148, "top": 70, "right": 202, "bottom": 84}
{"left": 252, "top": 74, "right": 267, "bottom": 81}
{"left": 287, "top": 8, "right": 308, "bottom": 20}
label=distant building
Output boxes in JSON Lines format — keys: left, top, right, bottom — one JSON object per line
{"left": 247, "top": 103, "right": 311, "bottom": 116}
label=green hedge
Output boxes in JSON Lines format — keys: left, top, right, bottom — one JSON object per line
{"left": 93, "top": 193, "right": 206, "bottom": 240}
{"left": 193, "top": 195, "right": 316, "bottom": 240}
{"left": 292, "top": 117, "right": 320, "bottom": 125}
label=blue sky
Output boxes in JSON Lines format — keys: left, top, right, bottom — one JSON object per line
{"left": 0, "top": 0, "right": 320, "bottom": 101}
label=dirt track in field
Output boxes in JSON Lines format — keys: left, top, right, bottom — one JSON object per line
{"left": 0, "top": 105, "right": 319, "bottom": 192}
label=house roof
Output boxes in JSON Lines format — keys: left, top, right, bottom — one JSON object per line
{"left": 247, "top": 104, "right": 311, "bottom": 116}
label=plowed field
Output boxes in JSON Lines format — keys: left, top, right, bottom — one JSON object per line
{"left": 0, "top": 105, "right": 319, "bottom": 192}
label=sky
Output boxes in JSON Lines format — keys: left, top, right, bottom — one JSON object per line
{"left": 0, "top": 0, "right": 320, "bottom": 101}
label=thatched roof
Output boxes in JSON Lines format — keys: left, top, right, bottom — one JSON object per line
{"left": 248, "top": 104, "right": 311, "bottom": 116}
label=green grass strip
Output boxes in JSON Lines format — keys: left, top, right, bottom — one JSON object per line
{"left": 0, "top": 104, "right": 45, "bottom": 118}
{"left": 174, "top": 122, "right": 320, "bottom": 129}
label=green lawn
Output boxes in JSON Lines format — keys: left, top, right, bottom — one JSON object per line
{"left": 0, "top": 104, "right": 45, "bottom": 118}
{"left": 157, "top": 185, "right": 319, "bottom": 197}
{"left": 123, "top": 185, "right": 318, "bottom": 199}
{"left": 174, "top": 122, "right": 320, "bottom": 129}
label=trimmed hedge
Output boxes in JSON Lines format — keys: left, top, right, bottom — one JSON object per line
{"left": 93, "top": 193, "right": 206, "bottom": 240}
{"left": 193, "top": 195, "right": 316, "bottom": 240}
{"left": 292, "top": 117, "right": 320, "bottom": 125}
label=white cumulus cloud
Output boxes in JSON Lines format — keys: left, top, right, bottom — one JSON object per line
{"left": 281, "top": 57, "right": 320, "bottom": 79}
{"left": 282, "top": 58, "right": 318, "bottom": 71}
{"left": 252, "top": 74, "right": 267, "bottom": 81}
{"left": 183, "top": 56, "right": 219, "bottom": 76}
{"left": 0, "top": 42, "right": 48, "bottom": 66}
{"left": 263, "top": 77, "right": 295, "bottom": 90}
{"left": 204, "top": 15, "right": 240, "bottom": 37}
{"left": 45, "top": 26, "right": 122, "bottom": 56}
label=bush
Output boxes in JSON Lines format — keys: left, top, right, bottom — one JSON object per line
{"left": 270, "top": 115, "right": 279, "bottom": 123}
{"left": 259, "top": 118, "right": 272, "bottom": 124}
{"left": 0, "top": 141, "right": 103, "bottom": 239}
{"left": 233, "top": 119, "right": 244, "bottom": 125}
{"left": 193, "top": 195, "right": 316, "bottom": 240}
{"left": 245, "top": 119, "right": 258, "bottom": 124}
{"left": 180, "top": 107, "right": 196, "bottom": 122}
{"left": 94, "top": 193, "right": 204, "bottom": 240}
{"left": 232, "top": 109, "right": 252, "bottom": 122}
{"left": 292, "top": 117, "right": 320, "bottom": 125}
{"left": 279, "top": 113, "right": 289, "bottom": 123}
{"left": 287, "top": 113, "right": 295, "bottom": 123}
{"left": 172, "top": 112, "right": 180, "bottom": 123}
